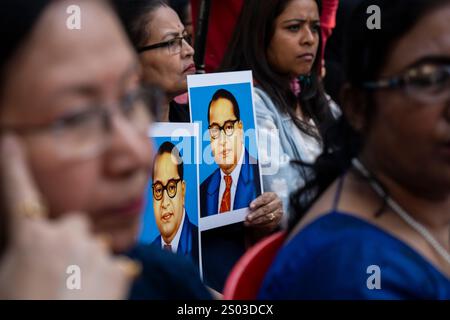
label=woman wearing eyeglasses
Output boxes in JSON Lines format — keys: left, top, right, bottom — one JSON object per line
{"left": 113, "top": 0, "right": 195, "bottom": 123}
{"left": 116, "top": 0, "right": 285, "bottom": 230}
{"left": 0, "top": 0, "right": 210, "bottom": 299}
{"left": 259, "top": 0, "right": 450, "bottom": 299}
{"left": 114, "top": 0, "right": 285, "bottom": 292}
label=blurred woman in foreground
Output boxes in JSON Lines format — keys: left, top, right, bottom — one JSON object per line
{"left": 0, "top": 0, "right": 210, "bottom": 299}
{"left": 260, "top": 0, "right": 450, "bottom": 299}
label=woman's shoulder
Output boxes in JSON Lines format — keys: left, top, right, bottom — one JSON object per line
{"left": 282, "top": 212, "right": 407, "bottom": 259}
{"left": 253, "top": 87, "right": 278, "bottom": 115}
{"left": 126, "top": 244, "right": 211, "bottom": 300}
{"left": 259, "top": 212, "right": 450, "bottom": 299}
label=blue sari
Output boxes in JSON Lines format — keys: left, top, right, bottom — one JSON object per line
{"left": 258, "top": 212, "right": 450, "bottom": 300}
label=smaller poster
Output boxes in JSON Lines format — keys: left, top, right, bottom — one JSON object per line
{"left": 139, "top": 123, "right": 201, "bottom": 272}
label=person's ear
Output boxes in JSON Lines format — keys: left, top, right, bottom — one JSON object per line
{"left": 340, "top": 84, "right": 369, "bottom": 133}
{"left": 237, "top": 121, "right": 243, "bottom": 130}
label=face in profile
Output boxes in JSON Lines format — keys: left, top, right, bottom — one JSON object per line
{"left": 359, "top": 3, "right": 450, "bottom": 195}
{"left": 0, "top": 0, "right": 153, "bottom": 253}
{"left": 267, "top": 0, "right": 320, "bottom": 77}
{"left": 152, "top": 151, "right": 185, "bottom": 244}
{"left": 209, "top": 97, "right": 244, "bottom": 175}
{"left": 139, "top": 5, "right": 195, "bottom": 97}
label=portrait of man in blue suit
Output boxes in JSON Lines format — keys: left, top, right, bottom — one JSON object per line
{"left": 200, "top": 89, "right": 261, "bottom": 218}
{"left": 151, "top": 142, "right": 198, "bottom": 262}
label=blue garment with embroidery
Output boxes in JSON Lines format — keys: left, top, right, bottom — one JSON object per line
{"left": 258, "top": 212, "right": 450, "bottom": 300}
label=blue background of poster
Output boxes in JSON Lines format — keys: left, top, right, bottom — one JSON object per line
{"left": 189, "top": 82, "right": 259, "bottom": 184}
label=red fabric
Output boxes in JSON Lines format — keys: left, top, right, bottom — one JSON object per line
{"left": 321, "top": 0, "right": 339, "bottom": 28}
{"left": 320, "top": 0, "right": 340, "bottom": 61}
{"left": 223, "top": 231, "right": 286, "bottom": 300}
{"left": 219, "top": 175, "right": 232, "bottom": 213}
{"left": 191, "top": 0, "right": 243, "bottom": 73}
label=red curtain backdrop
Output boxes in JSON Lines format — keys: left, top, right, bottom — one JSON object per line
{"left": 191, "top": 0, "right": 243, "bottom": 73}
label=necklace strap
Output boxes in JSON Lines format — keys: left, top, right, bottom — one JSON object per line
{"left": 351, "top": 158, "right": 450, "bottom": 266}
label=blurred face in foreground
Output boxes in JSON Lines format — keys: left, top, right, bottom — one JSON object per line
{"left": 0, "top": 0, "right": 153, "bottom": 253}
{"left": 360, "top": 4, "right": 450, "bottom": 199}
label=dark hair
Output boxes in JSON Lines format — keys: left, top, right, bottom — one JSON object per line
{"left": 220, "top": 0, "right": 334, "bottom": 140}
{"left": 112, "top": 0, "right": 169, "bottom": 48}
{"left": 288, "top": 0, "right": 450, "bottom": 230}
{"left": 152, "top": 141, "right": 184, "bottom": 181}
{"left": 207, "top": 89, "right": 240, "bottom": 125}
{"left": 0, "top": 0, "right": 51, "bottom": 96}
{"left": 169, "top": 0, "right": 190, "bottom": 25}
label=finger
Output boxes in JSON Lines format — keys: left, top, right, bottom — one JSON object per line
{"left": 57, "top": 213, "right": 91, "bottom": 237}
{"left": 246, "top": 209, "right": 283, "bottom": 228}
{"left": 95, "top": 233, "right": 113, "bottom": 252}
{"left": 96, "top": 256, "right": 139, "bottom": 300}
{"left": 249, "top": 192, "right": 277, "bottom": 210}
{"left": 114, "top": 256, "right": 142, "bottom": 280}
{"left": 245, "top": 212, "right": 277, "bottom": 227}
{"left": 0, "top": 135, "right": 48, "bottom": 229}
{"left": 248, "top": 205, "right": 282, "bottom": 226}
{"left": 247, "top": 199, "right": 280, "bottom": 222}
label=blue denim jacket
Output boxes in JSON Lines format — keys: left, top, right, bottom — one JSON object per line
{"left": 254, "top": 87, "right": 323, "bottom": 225}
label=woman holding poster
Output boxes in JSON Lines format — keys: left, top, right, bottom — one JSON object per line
{"left": 114, "top": 0, "right": 284, "bottom": 237}
{"left": 113, "top": 0, "right": 284, "bottom": 292}
{"left": 221, "top": 0, "right": 337, "bottom": 224}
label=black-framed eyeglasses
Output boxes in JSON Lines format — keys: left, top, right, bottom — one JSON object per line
{"left": 138, "top": 34, "right": 192, "bottom": 55}
{"left": 152, "top": 179, "right": 182, "bottom": 201}
{"left": 362, "top": 64, "right": 450, "bottom": 104}
{"left": 208, "top": 119, "right": 240, "bottom": 140}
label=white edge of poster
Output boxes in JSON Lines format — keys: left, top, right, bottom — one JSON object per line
{"left": 199, "top": 208, "right": 249, "bottom": 231}
{"left": 148, "top": 122, "right": 199, "bottom": 137}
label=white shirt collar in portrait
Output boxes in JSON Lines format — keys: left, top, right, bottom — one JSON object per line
{"left": 161, "top": 208, "right": 186, "bottom": 253}
{"left": 218, "top": 149, "right": 245, "bottom": 213}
